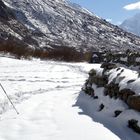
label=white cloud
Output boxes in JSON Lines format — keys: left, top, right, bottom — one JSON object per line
{"left": 124, "top": 1, "right": 140, "bottom": 10}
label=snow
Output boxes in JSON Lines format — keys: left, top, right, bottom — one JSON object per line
{"left": 120, "top": 57, "right": 127, "bottom": 62}
{"left": 91, "top": 64, "right": 140, "bottom": 95}
{"left": 107, "top": 67, "right": 140, "bottom": 94}
{"left": 76, "top": 87, "right": 140, "bottom": 140}
{"left": 66, "top": 0, "right": 94, "bottom": 16}
{"left": 136, "top": 57, "right": 140, "bottom": 62}
{"left": 0, "top": 57, "right": 122, "bottom": 140}
{"left": 80, "top": 64, "right": 140, "bottom": 139}
{"left": 88, "top": 64, "right": 103, "bottom": 77}
{"left": 3, "top": 0, "right": 13, "bottom": 8}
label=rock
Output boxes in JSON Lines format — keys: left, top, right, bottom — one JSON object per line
{"left": 127, "top": 95, "right": 140, "bottom": 111}
{"left": 89, "top": 69, "right": 96, "bottom": 77}
{"left": 116, "top": 67, "right": 121, "bottom": 71}
{"left": 101, "top": 62, "right": 117, "bottom": 70}
{"left": 117, "top": 72, "right": 121, "bottom": 77}
{"left": 120, "top": 69, "right": 124, "bottom": 73}
{"left": 104, "top": 87, "right": 108, "bottom": 96}
{"left": 127, "top": 53, "right": 137, "bottom": 66}
{"left": 98, "top": 77, "right": 107, "bottom": 87}
{"left": 99, "top": 104, "right": 105, "bottom": 111}
{"left": 93, "top": 96, "right": 98, "bottom": 99}
{"left": 119, "top": 89, "right": 135, "bottom": 102}
{"left": 84, "top": 86, "right": 94, "bottom": 96}
{"left": 105, "top": 82, "right": 119, "bottom": 98}
{"left": 114, "top": 110, "right": 122, "bottom": 117}
{"left": 127, "top": 79, "right": 136, "bottom": 84}
{"left": 101, "top": 63, "right": 117, "bottom": 76}
{"left": 112, "top": 84, "right": 119, "bottom": 99}
{"left": 90, "top": 76, "right": 107, "bottom": 87}
{"left": 128, "top": 119, "right": 140, "bottom": 134}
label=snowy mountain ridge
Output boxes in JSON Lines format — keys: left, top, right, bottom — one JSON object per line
{"left": 120, "top": 13, "right": 140, "bottom": 36}
{"left": 1, "top": 0, "right": 140, "bottom": 57}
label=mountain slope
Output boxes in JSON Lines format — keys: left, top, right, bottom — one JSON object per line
{"left": 0, "top": 0, "right": 39, "bottom": 58}
{"left": 1, "top": 0, "right": 140, "bottom": 58}
{"left": 120, "top": 13, "right": 140, "bottom": 37}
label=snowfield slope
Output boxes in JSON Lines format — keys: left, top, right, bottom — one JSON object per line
{"left": 0, "top": 57, "right": 120, "bottom": 140}
{"left": 0, "top": 57, "right": 139, "bottom": 140}
{"left": 2, "top": 0, "right": 140, "bottom": 52}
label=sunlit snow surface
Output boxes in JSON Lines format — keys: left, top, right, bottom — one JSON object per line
{"left": 0, "top": 57, "right": 140, "bottom": 140}
{"left": 0, "top": 57, "right": 139, "bottom": 140}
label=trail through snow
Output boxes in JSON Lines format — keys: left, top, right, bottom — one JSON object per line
{"left": 0, "top": 57, "right": 121, "bottom": 140}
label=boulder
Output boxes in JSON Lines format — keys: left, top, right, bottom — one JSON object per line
{"left": 127, "top": 95, "right": 140, "bottom": 111}
{"left": 90, "top": 76, "right": 107, "bottom": 87}
{"left": 111, "top": 83, "right": 119, "bottom": 99}
{"left": 119, "top": 89, "right": 135, "bottom": 102}
{"left": 101, "top": 62, "right": 117, "bottom": 70}
{"left": 84, "top": 85, "right": 94, "bottom": 96}
{"left": 89, "top": 69, "right": 96, "bottom": 77}
{"left": 105, "top": 83, "right": 119, "bottom": 98}
{"left": 104, "top": 87, "right": 108, "bottom": 96}
{"left": 99, "top": 104, "right": 105, "bottom": 111}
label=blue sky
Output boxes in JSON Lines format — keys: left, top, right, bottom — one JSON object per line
{"left": 69, "top": 0, "right": 140, "bottom": 25}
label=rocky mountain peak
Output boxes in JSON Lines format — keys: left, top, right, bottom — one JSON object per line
{"left": 120, "top": 13, "right": 140, "bottom": 36}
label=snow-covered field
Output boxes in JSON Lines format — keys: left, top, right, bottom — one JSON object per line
{"left": 0, "top": 57, "right": 140, "bottom": 140}
{"left": 0, "top": 57, "right": 139, "bottom": 140}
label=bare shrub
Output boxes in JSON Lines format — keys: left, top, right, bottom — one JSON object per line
{"left": 0, "top": 36, "right": 34, "bottom": 59}
{"left": 0, "top": 39, "right": 91, "bottom": 62}
{"left": 46, "top": 46, "right": 85, "bottom": 62}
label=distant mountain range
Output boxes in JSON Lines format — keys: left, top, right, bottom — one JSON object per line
{"left": 120, "top": 13, "right": 140, "bottom": 37}
{"left": 1, "top": 0, "right": 140, "bottom": 59}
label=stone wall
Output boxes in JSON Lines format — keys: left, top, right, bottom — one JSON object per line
{"left": 83, "top": 62, "right": 140, "bottom": 111}
{"left": 83, "top": 62, "right": 140, "bottom": 133}
{"left": 91, "top": 51, "right": 140, "bottom": 66}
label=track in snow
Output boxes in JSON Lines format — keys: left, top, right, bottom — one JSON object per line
{"left": 0, "top": 57, "right": 121, "bottom": 140}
